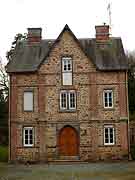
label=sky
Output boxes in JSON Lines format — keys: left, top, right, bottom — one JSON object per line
{"left": 0, "top": 0, "right": 135, "bottom": 64}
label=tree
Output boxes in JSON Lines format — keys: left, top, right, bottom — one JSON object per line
{"left": 127, "top": 51, "right": 135, "bottom": 116}
{"left": 6, "top": 33, "right": 27, "bottom": 62}
{"left": 0, "top": 58, "right": 9, "bottom": 101}
{"left": 0, "top": 59, "right": 8, "bottom": 145}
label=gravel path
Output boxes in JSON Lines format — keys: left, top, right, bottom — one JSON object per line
{"left": 0, "top": 161, "right": 135, "bottom": 180}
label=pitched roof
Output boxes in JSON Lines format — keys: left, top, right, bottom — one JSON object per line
{"left": 6, "top": 24, "right": 128, "bottom": 73}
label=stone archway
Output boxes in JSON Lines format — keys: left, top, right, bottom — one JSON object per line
{"left": 58, "top": 126, "right": 79, "bottom": 156}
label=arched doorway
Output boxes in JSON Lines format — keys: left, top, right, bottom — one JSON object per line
{"left": 58, "top": 126, "right": 79, "bottom": 156}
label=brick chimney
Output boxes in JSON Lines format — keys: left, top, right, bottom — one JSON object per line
{"left": 27, "top": 28, "right": 42, "bottom": 44}
{"left": 95, "top": 24, "right": 109, "bottom": 42}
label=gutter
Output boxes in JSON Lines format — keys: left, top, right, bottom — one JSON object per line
{"left": 8, "top": 76, "right": 11, "bottom": 162}
{"left": 126, "top": 71, "right": 131, "bottom": 160}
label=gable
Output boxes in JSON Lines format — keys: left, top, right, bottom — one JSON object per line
{"left": 39, "top": 26, "right": 96, "bottom": 74}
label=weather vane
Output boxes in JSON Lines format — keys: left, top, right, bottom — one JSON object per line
{"left": 107, "top": 1, "right": 112, "bottom": 35}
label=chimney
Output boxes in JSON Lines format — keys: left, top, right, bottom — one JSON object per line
{"left": 95, "top": 24, "right": 109, "bottom": 43}
{"left": 27, "top": 28, "right": 42, "bottom": 44}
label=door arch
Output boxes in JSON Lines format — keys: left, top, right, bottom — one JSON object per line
{"left": 58, "top": 126, "right": 79, "bottom": 156}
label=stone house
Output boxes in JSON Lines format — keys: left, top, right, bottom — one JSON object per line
{"left": 6, "top": 24, "right": 129, "bottom": 162}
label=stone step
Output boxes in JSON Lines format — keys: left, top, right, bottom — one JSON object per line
{"left": 48, "top": 160, "right": 88, "bottom": 164}
{"left": 58, "top": 156, "right": 80, "bottom": 160}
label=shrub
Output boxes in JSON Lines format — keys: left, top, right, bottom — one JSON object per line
{"left": 0, "top": 146, "right": 8, "bottom": 162}
{"left": 131, "top": 144, "right": 135, "bottom": 160}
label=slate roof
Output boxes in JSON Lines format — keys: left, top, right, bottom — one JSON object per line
{"left": 6, "top": 25, "right": 128, "bottom": 73}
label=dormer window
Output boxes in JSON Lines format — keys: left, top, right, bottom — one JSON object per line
{"left": 62, "top": 57, "right": 72, "bottom": 85}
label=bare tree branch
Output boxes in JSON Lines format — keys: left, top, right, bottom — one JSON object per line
{"left": 0, "top": 58, "right": 9, "bottom": 101}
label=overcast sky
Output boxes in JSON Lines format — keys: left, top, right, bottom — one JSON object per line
{"left": 0, "top": 0, "right": 135, "bottom": 64}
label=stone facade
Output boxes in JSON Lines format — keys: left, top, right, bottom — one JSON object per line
{"left": 8, "top": 27, "right": 129, "bottom": 162}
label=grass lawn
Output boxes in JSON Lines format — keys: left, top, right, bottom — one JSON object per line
{"left": 0, "top": 162, "right": 135, "bottom": 180}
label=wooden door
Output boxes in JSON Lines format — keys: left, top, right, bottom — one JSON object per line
{"left": 58, "top": 126, "right": 79, "bottom": 156}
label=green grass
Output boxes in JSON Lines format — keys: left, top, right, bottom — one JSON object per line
{"left": 0, "top": 145, "right": 8, "bottom": 162}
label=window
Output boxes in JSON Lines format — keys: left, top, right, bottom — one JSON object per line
{"left": 24, "top": 91, "right": 33, "bottom": 111}
{"left": 60, "top": 90, "right": 76, "bottom": 110}
{"left": 23, "top": 127, "right": 34, "bottom": 147}
{"left": 104, "top": 126, "right": 115, "bottom": 145}
{"left": 103, "top": 90, "right": 113, "bottom": 108}
{"left": 62, "top": 57, "right": 72, "bottom": 85}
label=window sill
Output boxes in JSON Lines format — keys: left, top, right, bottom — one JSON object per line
{"left": 98, "top": 144, "right": 121, "bottom": 147}
{"left": 23, "top": 110, "right": 34, "bottom": 112}
{"left": 98, "top": 145, "right": 121, "bottom": 147}
{"left": 17, "top": 146, "right": 40, "bottom": 149}
{"left": 23, "top": 145, "right": 34, "bottom": 148}
{"left": 59, "top": 109, "right": 77, "bottom": 113}
{"left": 103, "top": 107, "right": 115, "bottom": 111}
{"left": 104, "top": 144, "right": 115, "bottom": 146}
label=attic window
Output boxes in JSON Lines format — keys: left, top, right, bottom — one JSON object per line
{"left": 62, "top": 57, "right": 72, "bottom": 85}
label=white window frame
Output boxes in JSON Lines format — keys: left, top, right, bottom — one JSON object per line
{"left": 103, "top": 90, "right": 113, "bottom": 108}
{"left": 69, "top": 90, "right": 76, "bottom": 110}
{"left": 23, "top": 127, "right": 34, "bottom": 147}
{"left": 104, "top": 125, "right": 115, "bottom": 145}
{"left": 62, "top": 57, "right": 72, "bottom": 72}
{"left": 62, "top": 57, "right": 72, "bottom": 85}
{"left": 23, "top": 91, "right": 34, "bottom": 111}
{"left": 60, "top": 90, "right": 68, "bottom": 110}
{"left": 60, "top": 90, "right": 76, "bottom": 110}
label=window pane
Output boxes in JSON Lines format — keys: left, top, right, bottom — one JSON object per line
{"left": 104, "top": 92, "right": 107, "bottom": 98}
{"left": 30, "top": 139, "right": 33, "bottom": 145}
{"left": 25, "top": 135, "right": 28, "bottom": 142}
{"left": 104, "top": 91, "right": 113, "bottom": 108}
{"left": 110, "top": 128, "right": 114, "bottom": 143}
{"left": 64, "top": 61, "right": 67, "bottom": 71}
{"left": 25, "top": 130, "right": 28, "bottom": 135}
{"left": 29, "top": 129, "right": 33, "bottom": 135}
{"left": 24, "top": 91, "right": 33, "bottom": 111}
{"left": 69, "top": 92, "right": 76, "bottom": 109}
{"left": 105, "top": 128, "right": 109, "bottom": 143}
{"left": 109, "top": 92, "right": 112, "bottom": 107}
{"left": 104, "top": 92, "right": 108, "bottom": 107}
{"left": 24, "top": 127, "right": 33, "bottom": 146}
{"left": 25, "top": 139, "right": 28, "bottom": 144}
{"left": 105, "top": 97, "right": 108, "bottom": 107}
{"left": 61, "top": 92, "right": 67, "bottom": 109}
{"left": 63, "top": 72, "right": 72, "bottom": 85}
{"left": 104, "top": 127, "right": 114, "bottom": 145}
{"left": 62, "top": 58, "right": 72, "bottom": 72}
{"left": 30, "top": 134, "right": 33, "bottom": 140}
{"left": 68, "top": 62, "right": 71, "bottom": 71}
{"left": 109, "top": 100, "right": 112, "bottom": 107}
{"left": 109, "top": 92, "right": 112, "bottom": 98}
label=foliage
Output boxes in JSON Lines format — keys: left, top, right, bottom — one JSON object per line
{"left": 131, "top": 144, "right": 135, "bottom": 160}
{"left": 0, "top": 59, "right": 9, "bottom": 101}
{"left": 6, "top": 33, "right": 27, "bottom": 62}
{"left": 0, "top": 146, "right": 8, "bottom": 162}
{"left": 0, "top": 89, "right": 8, "bottom": 145}
{"left": 0, "top": 59, "right": 9, "bottom": 145}
{"left": 127, "top": 51, "right": 135, "bottom": 115}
